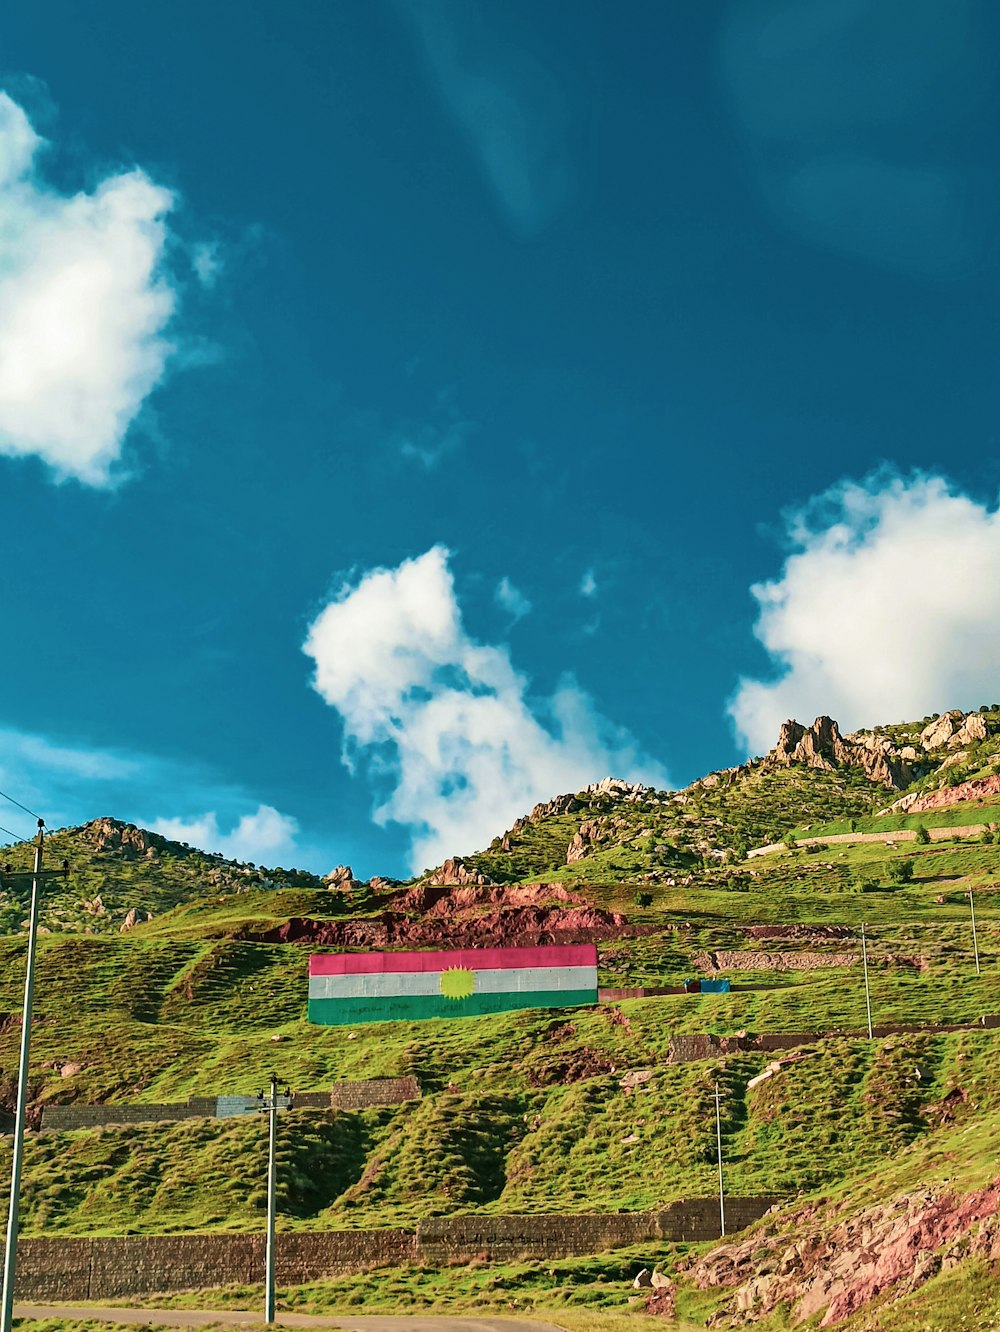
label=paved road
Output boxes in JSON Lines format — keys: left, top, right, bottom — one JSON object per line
{"left": 13, "top": 1304, "right": 566, "bottom": 1332}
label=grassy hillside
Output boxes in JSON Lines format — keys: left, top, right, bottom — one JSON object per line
{"left": 4, "top": 707, "right": 1000, "bottom": 1327}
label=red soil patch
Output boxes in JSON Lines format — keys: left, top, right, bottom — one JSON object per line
{"left": 247, "top": 882, "right": 643, "bottom": 949}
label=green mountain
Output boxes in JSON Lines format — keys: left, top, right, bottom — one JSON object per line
{"left": 3, "top": 704, "right": 1000, "bottom": 1330}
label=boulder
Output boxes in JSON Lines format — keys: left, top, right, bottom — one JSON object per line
{"left": 324, "top": 865, "right": 355, "bottom": 887}
{"left": 632, "top": 1268, "right": 653, "bottom": 1289}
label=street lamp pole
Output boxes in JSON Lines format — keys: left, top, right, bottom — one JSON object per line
{"left": 714, "top": 1081, "right": 726, "bottom": 1238}
{"left": 1, "top": 824, "right": 68, "bottom": 1332}
{"left": 969, "top": 890, "right": 981, "bottom": 977}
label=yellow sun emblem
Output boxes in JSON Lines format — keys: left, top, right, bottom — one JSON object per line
{"left": 439, "top": 967, "right": 476, "bottom": 1000}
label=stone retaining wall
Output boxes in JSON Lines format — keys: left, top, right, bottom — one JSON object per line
{"left": 668, "top": 1016, "right": 1000, "bottom": 1063}
{"left": 38, "top": 1078, "right": 420, "bottom": 1132}
{"left": 15, "top": 1200, "right": 778, "bottom": 1299}
{"left": 748, "top": 822, "right": 995, "bottom": 858}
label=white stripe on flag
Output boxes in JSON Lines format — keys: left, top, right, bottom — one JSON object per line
{"left": 308, "top": 964, "right": 597, "bottom": 1001}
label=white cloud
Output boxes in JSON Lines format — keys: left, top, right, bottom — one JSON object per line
{"left": 729, "top": 473, "right": 1000, "bottom": 753}
{"left": 0, "top": 724, "right": 302, "bottom": 865}
{"left": 579, "top": 569, "right": 597, "bottom": 598}
{"left": 303, "top": 546, "right": 669, "bottom": 872}
{"left": 191, "top": 240, "right": 222, "bottom": 288}
{"left": 0, "top": 93, "right": 181, "bottom": 485}
{"left": 495, "top": 576, "right": 532, "bottom": 621}
{"left": 151, "top": 805, "right": 300, "bottom": 864}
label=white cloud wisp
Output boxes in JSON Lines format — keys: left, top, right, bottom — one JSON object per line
{"left": 730, "top": 473, "right": 1000, "bottom": 753}
{"left": 304, "top": 546, "right": 669, "bottom": 872}
{"left": 0, "top": 93, "right": 180, "bottom": 485}
{"left": 152, "top": 805, "right": 300, "bottom": 865}
{"left": 495, "top": 576, "right": 532, "bottom": 621}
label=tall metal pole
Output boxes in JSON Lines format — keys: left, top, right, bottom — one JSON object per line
{"left": 861, "top": 922, "right": 873, "bottom": 1040}
{"left": 265, "top": 1072, "right": 278, "bottom": 1326}
{"left": 1, "top": 820, "right": 44, "bottom": 1332}
{"left": 970, "top": 890, "right": 981, "bottom": 977}
{"left": 714, "top": 1081, "right": 726, "bottom": 1238}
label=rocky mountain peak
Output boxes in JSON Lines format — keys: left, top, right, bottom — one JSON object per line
{"left": 78, "top": 818, "right": 161, "bottom": 860}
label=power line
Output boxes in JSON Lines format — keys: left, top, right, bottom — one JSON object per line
{"left": 0, "top": 788, "right": 42, "bottom": 823}
{"left": 0, "top": 822, "right": 30, "bottom": 845}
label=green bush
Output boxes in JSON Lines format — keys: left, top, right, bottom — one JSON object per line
{"left": 886, "top": 858, "right": 915, "bottom": 884}
{"left": 634, "top": 891, "right": 653, "bottom": 908}
{"left": 914, "top": 824, "right": 930, "bottom": 845}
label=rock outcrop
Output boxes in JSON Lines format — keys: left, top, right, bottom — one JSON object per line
{"left": 424, "top": 857, "right": 494, "bottom": 887}
{"left": 919, "top": 709, "right": 987, "bottom": 751}
{"left": 770, "top": 717, "right": 918, "bottom": 789}
{"left": 566, "top": 818, "right": 601, "bottom": 864}
{"left": 323, "top": 865, "right": 365, "bottom": 892}
{"left": 79, "top": 818, "right": 160, "bottom": 860}
{"left": 896, "top": 771, "right": 1000, "bottom": 815}
{"left": 689, "top": 1176, "right": 1000, "bottom": 1326}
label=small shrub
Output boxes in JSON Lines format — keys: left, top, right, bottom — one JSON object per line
{"left": 634, "top": 891, "right": 653, "bottom": 908}
{"left": 914, "top": 824, "right": 930, "bottom": 845}
{"left": 852, "top": 874, "right": 880, "bottom": 894}
{"left": 886, "top": 858, "right": 914, "bottom": 884}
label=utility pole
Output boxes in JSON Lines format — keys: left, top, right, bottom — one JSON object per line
{"left": 1, "top": 822, "right": 69, "bottom": 1332}
{"left": 970, "top": 890, "right": 981, "bottom": 977}
{"left": 256, "top": 1073, "right": 291, "bottom": 1325}
{"left": 861, "top": 922, "right": 873, "bottom": 1040}
{"left": 714, "top": 1081, "right": 726, "bottom": 1237}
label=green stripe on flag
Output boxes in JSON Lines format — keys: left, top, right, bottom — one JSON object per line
{"left": 308, "top": 988, "right": 597, "bottom": 1026}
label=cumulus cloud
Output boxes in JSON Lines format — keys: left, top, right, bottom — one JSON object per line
{"left": 495, "top": 576, "right": 532, "bottom": 621}
{"left": 729, "top": 473, "right": 1000, "bottom": 753}
{"left": 152, "top": 805, "right": 300, "bottom": 864}
{"left": 579, "top": 569, "right": 597, "bottom": 598}
{"left": 303, "top": 546, "right": 668, "bottom": 871}
{"left": 0, "top": 93, "right": 181, "bottom": 485}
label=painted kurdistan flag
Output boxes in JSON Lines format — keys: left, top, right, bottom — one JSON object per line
{"left": 308, "top": 943, "right": 599, "bottom": 1025}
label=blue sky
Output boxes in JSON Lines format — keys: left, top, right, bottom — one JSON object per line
{"left": 2, "top": 0, "right": 1000, "bottom": 877}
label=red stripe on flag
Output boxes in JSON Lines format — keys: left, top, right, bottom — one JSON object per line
{"left": 308, "top": 943, "right": 597, "bottom": 976}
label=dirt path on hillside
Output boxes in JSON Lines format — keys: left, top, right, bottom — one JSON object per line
{"left": 13, "top": 1303, "right": 565, "bottom": 1331}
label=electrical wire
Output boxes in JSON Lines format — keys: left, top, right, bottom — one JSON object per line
{"left": 0, "top": 787, "right": 42, "bottom": 822}
{"left": 0, "top": 821, "right": 29, "bottom": 844}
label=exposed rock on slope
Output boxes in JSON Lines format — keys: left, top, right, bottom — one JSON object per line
{"left": 689, "top": 1177, "right": 1000, "bottom": 1327}
{"left": 424, "top": 857, "right": 494, "bottom": 887}
{"left": 771, "top": 717, "right": 920, "bottom": 789}
{"left": 79, "top": 818, "right": 163, "bottom": 859}
{"left": 919, "top": 709, "right": 987, "bottom": 751}
{"left": 890, "top": 772, "right": 1000, "bottom": 815}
